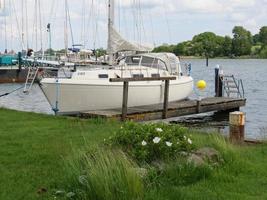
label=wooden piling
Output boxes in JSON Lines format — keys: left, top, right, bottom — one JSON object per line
{"left": 122, "top": 81, "right": 129, "bottom": 121}
{"left": 229, "top": 111, "right": 245, "bottom": 144}
{"left": 109, "top": 76, "right": 176, "bottom": 121}
{"left": 215, "top": 66, "right": 223, "bottom": 97}
{"left": 196, "top": 100, "right": 201, "bottom": 113}
{"left": 162, "top": 80, "right": 170, "bottom": 119}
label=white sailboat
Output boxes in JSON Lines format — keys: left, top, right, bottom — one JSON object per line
{"left": 39, "top": 0, "right": 194, "bottom": 115}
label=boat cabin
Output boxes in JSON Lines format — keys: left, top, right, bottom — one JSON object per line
{"left": 123, "top": 53, "right": 182, "bottom": 75}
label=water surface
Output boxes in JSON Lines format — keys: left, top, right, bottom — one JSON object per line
{"left": 0, "top": 59, "right": 266, "bottom": 139}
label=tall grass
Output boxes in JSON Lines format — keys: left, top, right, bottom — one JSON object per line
{"left": 63, "top": 148, "right": 144, "bottom": 200}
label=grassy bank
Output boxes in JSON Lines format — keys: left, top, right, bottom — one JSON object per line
{"left": 1, "top": 108, "right": 267, "bottom": 199}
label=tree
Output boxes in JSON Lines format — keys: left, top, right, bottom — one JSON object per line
{"left": 253, "top": 34, "right": 260, "bottom": 45}
{"left": 232, "top": 26, "right": 252, "bottom": 56}
{"left": 259, "top": 26, "right": 267, "bottom": 45}
{"left": 191, "top": 32, "right": 224, "bottom": 58}
{"left": 153, "top": 44, "right": 174, "bottom": 53}
{"left": 173, "top": 41, "right": 193, "bottom": 56}
{"left": 259, "top": 46, "right": 267, "bottom": 58}
{"left": 222, "top": 36, "right": 233, "bottom": 57}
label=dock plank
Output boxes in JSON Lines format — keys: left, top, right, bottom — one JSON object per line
{"left": 80, "top": 97, "right": 246, "bottom": 121}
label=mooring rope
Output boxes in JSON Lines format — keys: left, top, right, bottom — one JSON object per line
{"left": 0, "top": 86, "right": 25, "bottom": 98}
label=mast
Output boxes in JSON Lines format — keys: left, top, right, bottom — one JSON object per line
{"left": 25, "top": 0, "right": 29, "bottom": 50}
{"left": 108, "top": 0, "right": 114, "bottom": 65}
{"left": 21, "top": 0, "right": 25, "bottom": 50}
{"left": 64, "top": 0, "right": 68, "bottom": 56}
{"left": 4, "top": 0, "right": 7, "bottom": 53}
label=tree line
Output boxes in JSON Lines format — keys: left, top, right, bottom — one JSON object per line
{"left": 153, "top": 26, "right": 267, "bottom": 58}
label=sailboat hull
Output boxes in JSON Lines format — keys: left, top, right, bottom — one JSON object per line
{"left": 40, "top": 77, "right": 193, "bottom": 115}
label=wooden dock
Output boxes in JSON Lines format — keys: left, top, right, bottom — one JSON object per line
{"left": 80, "top": 97, "right": 246, "bottom": 121}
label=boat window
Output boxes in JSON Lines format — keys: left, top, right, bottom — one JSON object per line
{"left": 132, "top": 74, "right": 144, "bottom": 78}
{"left": 98, "top": 74, "right": 109, "bottom": 78}
{"left": 168, "top": 56, "right": 179, "bottom": 74}
{"left": 141, "top": 56, "right": 167, "bottom": 71}
{"left": 125, "top": 56, "right": 141, "bottom": 66}
{"left": 158, "top": 60, "right": 167, "bottom": 71}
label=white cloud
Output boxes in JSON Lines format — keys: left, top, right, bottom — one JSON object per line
{"left": 0, "top": 0, "right": 267, "bottom": 52}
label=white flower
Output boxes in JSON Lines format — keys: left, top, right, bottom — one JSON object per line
{"left": 166, "top": 141, "right": 172, "bottom": 147}
{"left": 155, "top": 128, "right": 163, "bottom": 132}
{"left": 153, "top": 137, "right": 161, "bottom": 144}
{"left": 187, "top": 138, "right": 192, "bottom": 144}
{"left": 177, "top": 141, "right": 180, "bottom": 145}
{"left": 141, "top": 140, "right": 147, "bottom": 146}
{"left": 184, "top": 135, "right": 187, "bottom": 140}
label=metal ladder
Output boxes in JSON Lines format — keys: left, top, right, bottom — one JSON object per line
{"left": 220, "top": 75, "right": 245, "bottom": 98}
{"left": 23, "top": 66, "right": 40, "bottom": 93}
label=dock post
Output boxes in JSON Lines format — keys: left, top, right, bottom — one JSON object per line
{"left": 122, "top": 81, "right": 129, "bottom": 121}
{"left": 215, "top": 65, "right": 223, "bottom": 97}
{"left": 196, "top": 99, "right": 201, "bottom": 113}
{"left": 229, "top": 111, "right": 245, "bottom": 144}
{"left": 18, "top": 52, "right": 22, "bottom": 71}
{"left": 162, "top": 80, "right": 170, "bottom": 119}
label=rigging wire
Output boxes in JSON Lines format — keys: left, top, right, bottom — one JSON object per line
{"left": 80, "top": 0, "right": 86, "bottom": 47}
{"left": 66, "top": 0, "right": 75, "bottom": 47}
{"left": 21, "top": 0, "right": 25, "bottom": 49}
{"left": 149, "top": 13, "right": 156, "bottom": 47}
{"left": 4, "top": 0, "right": 7, "bottom": 52}
{"left": 163, "top": 4, "right": 172, "bottom": 44}
{"left": 85, "top": 0, "right": 94, "bottom": 49}
{"left": 11, "top": 0, "right": 24, "bottom": 50}
{"left": 38, "top": 0, "right": 43, "bottom": 53}
{"left": 25, "top": 0, "right": 29, "bottom": 49}
{"left": 64, "top": 0, "right": 69, "bottom": 53}
{"left": 0, "top": 86, "right": 25, "bottom": 98}
{"left": 9, "top": 0, "right": 14, "bottom": 51}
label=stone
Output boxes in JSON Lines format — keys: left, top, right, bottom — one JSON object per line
{"left": 187, "top": 154, "right": 205, "bottom": 166}
{"left": 195, "top": 147, "right": 221, "bottom": 163}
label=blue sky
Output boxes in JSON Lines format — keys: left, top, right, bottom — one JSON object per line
{"left": 0, "top": 0, "right": 267, "bottom": 52}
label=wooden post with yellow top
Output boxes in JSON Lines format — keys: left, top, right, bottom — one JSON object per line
{"left": 229, "top": 111, "right": 245, "bottom": 144}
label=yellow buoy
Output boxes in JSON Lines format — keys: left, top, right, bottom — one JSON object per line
{"left": 196, "top": 80, "right": 207, "bottom": 90}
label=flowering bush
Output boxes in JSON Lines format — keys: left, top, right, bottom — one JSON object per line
{"left": 109, "top": 122, "right": 195, "bottom": 163}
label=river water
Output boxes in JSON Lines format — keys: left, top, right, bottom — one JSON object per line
{"left": 0, "top": 59, "right": 266, "bottom": 139}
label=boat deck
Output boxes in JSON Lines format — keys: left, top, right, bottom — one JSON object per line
{"left": 80, "top": 97, "right": 246, "bottom": 121}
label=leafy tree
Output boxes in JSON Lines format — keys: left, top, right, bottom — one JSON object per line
{"left": 232, "top": 26, "right": 252, "bottom": 56}
{"left": 259, "top": 46, "right": 267, "bottom": 58}
{"left": 259, "top": 26, "right": 267, "bottom": 45}
{"left": 222, "top": 36, "right": 233, "bottom": 57}
{"left": 253, "top": 34, "right": 260, "bottom": 45}
{"left": 191, "top": 32, "right": 224, "bottom": 58}
{"left": 173, "top": 41, "right": 193, "bottom": 56}
{"left": 153, "top": 44, "right": 174, "bottom": 53}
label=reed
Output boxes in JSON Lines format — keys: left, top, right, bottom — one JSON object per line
{"left": 63, "top": 148, "right": 144, "bottom": 200}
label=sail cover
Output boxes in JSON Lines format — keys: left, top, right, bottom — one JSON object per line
{"left": 107, "top": 26, "right": 153, "bottom": 54}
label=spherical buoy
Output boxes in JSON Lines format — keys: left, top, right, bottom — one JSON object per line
{"left": 196, "top": 80, "right": 207, "bottom": 90}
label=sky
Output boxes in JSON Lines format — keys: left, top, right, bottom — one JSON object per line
{"left": 0, "top": 0, "right": 267, "bottom": 52}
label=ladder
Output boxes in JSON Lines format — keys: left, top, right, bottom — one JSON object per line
{"left": 220, "top": 75, "right": 245, "bottom": 98}
{"left": 23, "top": 66, "right": 40, "bottom": 93}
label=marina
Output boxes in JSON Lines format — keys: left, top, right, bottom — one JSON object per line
{"left": 1, "top": 0, "right": 267, "bottom": 199}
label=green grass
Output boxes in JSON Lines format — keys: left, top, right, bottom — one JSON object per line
{"left": 1, "top": 108, "right": 267, "bottom": 200}
{"left": 0, "top": 108, "right": 119, "bottom": 200}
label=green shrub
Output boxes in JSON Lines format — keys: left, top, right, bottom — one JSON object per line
{"left": 62, "top": 148, "right": 144, "bottom": 200}
{"left": 109, "top": 122, "right": 195, "bottom": 163}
